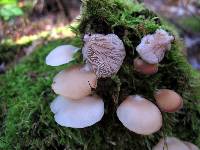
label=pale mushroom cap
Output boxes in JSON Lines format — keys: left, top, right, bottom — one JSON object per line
{"left": 117, "top": 95, "right": 162, "bottom": 135}
{"left": 50, "top": 95, "right": 104, "bottom": 128}
{"left": 50, "top": 96, "right": 71, "bottom": 114}
{"left": 136, "top": 29, "right": 174, "bottom": 64}
{"left": 52, "top": 65, "right": 97, "bottom": 100}
{"left": 153, "top": 137, "right": 190, "bottom": 150}
{"left": 154, "top": 89, "right": 183, "bottom": 112}
{"left": 46, "top": 45, "right": 80, "bottom": 66}
{"left": 82, "top": 33, "right": 126, "bottom": 78}
{"left": 134, "top": 57, "right": 158, "bottom": 75}
{"left": 184, "top": 142, "right": 199, "bottom": 150}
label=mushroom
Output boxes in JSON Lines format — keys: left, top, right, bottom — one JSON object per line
{"left": 153, "top": 137, "right": 190, "bottom": 150}
{"left": 52, "top": 65, "right": 97, "bottom": 100}
{"left": 46, "top": 45, "right": 80, "bottom": 66}
{"left": 82, "top": 33, "right": 126, "bottom": 78}
{"left": 154, "top": 89, "right": 183, "bottom": 112}
{"left": 116, "top": 95, "right": 162, "bottom": 135}
{"left": 134, "top": 57, "right": 158, "bottom": 75}
{"left": 50, "top": 96, "right": 71, "bottom": 114}
{"left": 50, "top": 95, "right": 104, "bottom": 128}
{"left": 136, "top": 29, "right": 174, "bottom": 64}
{"left": 184, "top": 142, "right": 199, "bottom": 150}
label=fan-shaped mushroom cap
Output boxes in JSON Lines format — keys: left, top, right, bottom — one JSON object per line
{"left": 136, "top": 29, "right": 174, "bottom": 64}
{"left": 82, "top": 33, "right": 126, "bottom": 78}
{"left": 52, "top": 65, "right": 97, "bottom": 100}
{"left": 153, "top": 137, "right": 190, "bottom": 150}
{"left": 50, "top": 95, "right": 104, "bottom": 128}
{"left": 46, "top": 45, "right": 80, "bottom": 66}
{"left": 154, "top": 89, "right": 183, "bottom": 112}
{"left": 117, "top": 95, "right": 162, "bottom": 135}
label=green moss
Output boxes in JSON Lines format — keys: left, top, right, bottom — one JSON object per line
{"left": 0, "top": 0, "right": 200, "bottom": 149}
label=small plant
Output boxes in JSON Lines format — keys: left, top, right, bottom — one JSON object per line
{"left": 0, "top": 0, "right": 23, "bottom": 21}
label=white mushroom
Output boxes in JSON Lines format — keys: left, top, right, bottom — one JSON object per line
{"left": 154, "top": 89, "right": 183, "bottom": 112}
{"left": 116, "top": 95, "right": 162, "bottom": 135}
{"left": 52, "top": 65, "right": 97, "bottom": 100}
{"left": 50, "top": 95, "right": 104, "bottom": 128}
{"left": 50, "top": 96, "right": 71, "bottom": 114}
{"left": 153, "top": 137, "right": 190, "bottom": 150}
{"left": 82, "top": 33, "right": 126, "bottom": 78}
{"left": 136, "top": 29, "right": 174, "bottom": 64}
{"left": 46, "top": 45, "right": 80, "bottom": 66}
{"left": 184, "top": 141, "right": 199, "bottom": 150}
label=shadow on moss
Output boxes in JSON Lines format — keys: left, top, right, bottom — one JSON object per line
{"left": 0, "top": 41, "right": 31, "bottom": 65}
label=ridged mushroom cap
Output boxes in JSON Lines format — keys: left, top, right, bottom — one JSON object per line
{"left": 82, "top": 33, "right": 126, "bottom": 78}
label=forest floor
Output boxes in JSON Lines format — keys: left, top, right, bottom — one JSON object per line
{"left": 0, "top": 10, "right": 79, "bottom": 74}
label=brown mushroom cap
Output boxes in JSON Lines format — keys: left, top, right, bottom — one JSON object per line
{"left": 134, "top": 57, "right": 158, "bottom": 75}
{"left": 154, "top": 89, "right": 183, "bottom": 112}
{"left": 52, "top": 65, "right": 97, "bottom": 100}
{"left": 117, "top": 95, "right": 162, "bottom": 135}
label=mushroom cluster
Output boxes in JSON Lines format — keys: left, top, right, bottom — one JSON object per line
{"left": 115, "top": 89, "right": 183, "bottom": 135}
{"left": 46, "top": 33, "right": 126, "bottom": 128}
{"left": 46, "top": 29, "right": 186, "bottom": 138}
{"left": 136, "top": 29, "right": 174, "bottom": 64}
{"left": 134, "top": 29, "right": 174, "bottom": 75}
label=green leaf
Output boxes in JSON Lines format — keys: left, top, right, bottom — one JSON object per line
{"left": 0, "top": 4, "right": 23, "bottom": 20}
{"left": 0, "top": 0, "right": 17, "bottom": 5}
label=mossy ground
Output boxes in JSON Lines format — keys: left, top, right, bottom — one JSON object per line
{"left": 0, "top": 0, "right": 200, "bottom": 149}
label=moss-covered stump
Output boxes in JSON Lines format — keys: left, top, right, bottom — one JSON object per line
{"left": 0, "top": 0, "right": 200, "bottom": 149}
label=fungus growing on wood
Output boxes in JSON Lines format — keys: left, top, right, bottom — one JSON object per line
{"left": 82, "top": 33, "right": 126, "bottom": 78}
{"left": 136, "top": 29, "right": 174, "bottom": 64}
{"left": 52, "top": 65, "right": 97, "bottom": 100}
{"left": 117, "top": 95, "right": 162, "bottom": 135}
{"left": 134, "top": 57, "right": 158, "bottom": 75}
{"left": 154, "top": 89, "right": 183, "bottom": 112}
{"left": 50, "top": 95, "right": 104, "bottom": 128}
{"left": 46, "top": 45, "right": 80, "bottom": 66}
